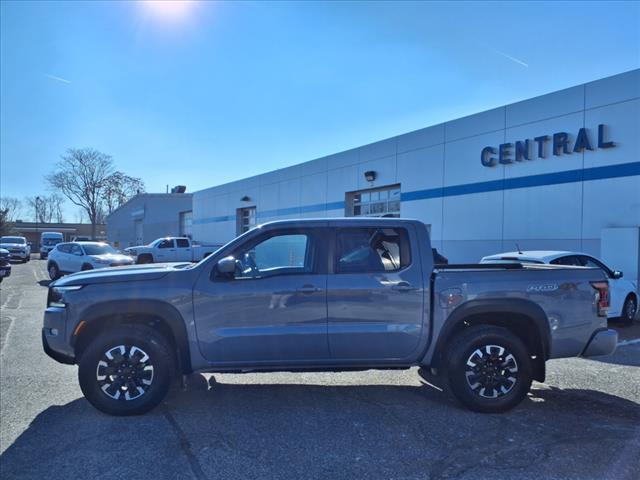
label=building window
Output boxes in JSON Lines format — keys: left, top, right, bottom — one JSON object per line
{"left": 346, "top": 185, "right": 401, "bottom": 218}
{"left": 237, "top": 207, "right": 257, "bottom": 235}
{"left": 179, "top": 211, "right": 193, "bottom": 238}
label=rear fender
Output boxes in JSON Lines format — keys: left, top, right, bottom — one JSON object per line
{"left": 425, "top": 298, "right": 551, "bottom": 380}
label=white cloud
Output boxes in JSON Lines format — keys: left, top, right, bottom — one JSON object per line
{"left": 492, "top": 49, "right": 529, "bottom": 68}
{"left": 45, "top": 74, "right": 72, "bottom": 84}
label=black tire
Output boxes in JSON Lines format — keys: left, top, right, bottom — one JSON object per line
{"left": 81, "top": 263, "right": 93, "bottom": 271}
{"left": 137, "top": 254, "right": 153, "bottom": 264}
{"left": 78, "top": 325, "right": 175, "bottom": 416}
{"left": 41, "top": 254, "right": 47, "bottom": 260}
{"left": 47, "top": 262, "right": 60, "bottom": 280}
{"left": 620, "top": 295, "right": 637, "bottom": 325}
{"left": 446, "top": 325, "right": 533, "bottom": 413}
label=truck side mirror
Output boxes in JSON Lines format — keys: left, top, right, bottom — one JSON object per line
{"left": 216, "top": 256, "right": 236, "bottom": 276}
{"left": 612, "top": 270, "right": 623, "bottom": 279}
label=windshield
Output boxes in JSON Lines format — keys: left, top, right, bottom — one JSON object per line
{"left": 42, "top": 238, "right": 62, "bottom": 246}
{"left": 82, "top": 244, "right": 117, "bottom": 255}
{"left": 1, "top": 237, "right": 25, "bottom": 244}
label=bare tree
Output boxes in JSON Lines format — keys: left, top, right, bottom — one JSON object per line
{"left": 74, "top": 209, "right": 87, "bottom": 223}
{"left": 49, "top": 193, "right": 65, "bottom": 223}
{"left": 47, "top": 148, "right": 114, "bottom": 239}
{"left": 26, "top": 194, "right": 66, "bottom": 223}
{"left": 0, "top": 197, "right": 22, "bottom": 222}
{"left": 26, "top": 197, "right": 51, "bottom": 223}
{"left": 0, "top": 196, "right": 22, "bottom": 235}
{"left": 102, "top": 171, "right": 145, "bottom": 214}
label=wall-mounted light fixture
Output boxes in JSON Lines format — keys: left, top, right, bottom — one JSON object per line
{"left": 364, "top": 170, "right": 377, "bottom": 182}
{"left": 240, "top": 195, "right": 251, "bottom": 202}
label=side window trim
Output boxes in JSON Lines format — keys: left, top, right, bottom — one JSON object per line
{"left": 333, "top": 227, "right": 412, "bottom": 274}
{"left": 214, "top": 228, "right": 319, "bottom": 281}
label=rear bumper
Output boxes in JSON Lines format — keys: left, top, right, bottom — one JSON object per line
{"left": 581, "top": 328, "right": 618, "bottom": 357}
{"left": 42, "top": 307, "right": 75, "bottom": 364}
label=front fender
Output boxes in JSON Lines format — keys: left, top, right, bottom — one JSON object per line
{"left": 76, "top": 299, "right": 192, "bottom": 373}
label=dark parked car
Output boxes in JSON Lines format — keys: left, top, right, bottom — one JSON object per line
{"left": 0, "top": 248, "right": 11, "bottom": 283}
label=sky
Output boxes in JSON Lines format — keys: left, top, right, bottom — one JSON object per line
{"left": 1, "top": 0, "right": 639, "bottom": 221}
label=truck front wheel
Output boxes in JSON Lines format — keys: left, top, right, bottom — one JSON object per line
{"left": 446, "top": 325, "right": 533, "bottom": 413}
{"left": 137, "top": 254, "right": 153, "bottom": 264}
{"left": 78, "top": 325, "right": 175, "bottom": 416}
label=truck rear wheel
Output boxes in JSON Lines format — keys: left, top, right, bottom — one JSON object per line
{"left": 78, "top": 325, "right": 174, "bottom": 416}
{"left": 446, "top": 325, "right": 532, "bottom": 413}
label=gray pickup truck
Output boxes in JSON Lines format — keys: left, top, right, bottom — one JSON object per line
{"left": 43, "top": 218, "right": 617, "bottom": 416}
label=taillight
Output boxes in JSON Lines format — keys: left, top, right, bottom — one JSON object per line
{"left": 590, "top": 281, "right": 609, "bottom": 317}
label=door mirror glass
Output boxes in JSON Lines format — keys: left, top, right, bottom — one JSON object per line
{"left": 216, "top": 256, "right": 237, "bottom": 275}
{"left": 612, "top": 270, "right": 623, "bottom": 279}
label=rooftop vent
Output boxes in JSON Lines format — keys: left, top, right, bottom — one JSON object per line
{"left": 171, "top": 185, "right": 187, "bottom": 194}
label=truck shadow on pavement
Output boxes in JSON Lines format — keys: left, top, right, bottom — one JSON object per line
{"left": 1, "top": 379, "right": 639, "bottom": 480}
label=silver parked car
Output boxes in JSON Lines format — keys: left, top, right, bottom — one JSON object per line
{"left": 47, "top": 242, "right": 134, "bottom": 280}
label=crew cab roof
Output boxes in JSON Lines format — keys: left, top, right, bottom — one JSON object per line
{"left": 256, "top": 217, "right": 424, "bottom": 229}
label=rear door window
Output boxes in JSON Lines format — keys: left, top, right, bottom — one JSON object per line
{"left": 176, "top": 239, "right": 190, "bottom": 248}
{"left": 550, "top": 255, "right": 582, "bottom": 266}
{"left": 335, "top": 228, "right": 410, "bottom": 273}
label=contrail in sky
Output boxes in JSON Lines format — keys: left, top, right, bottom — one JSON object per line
{"left": 45, "top": 74, "right": 72, "bottom": 84}
{"left": 492, "top": 49, "right": 529, "bottom": 68}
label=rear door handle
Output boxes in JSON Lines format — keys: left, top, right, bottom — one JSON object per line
{"left": 296, "top": 285, "right": 320, "bottom": 294}
{"left": 392, "top": 282, "right": 415, "bottom": 292}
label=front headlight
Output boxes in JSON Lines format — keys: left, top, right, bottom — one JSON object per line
{"left": 47, "top": 285, "right": 83, "bottom": 308}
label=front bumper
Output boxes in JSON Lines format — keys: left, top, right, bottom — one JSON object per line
{"left": 42, "top": 307, "right": 75, "bottom": 364}
{"left": 581, "top": 328, "right": 618, "bottom": 357}
{"left": 9, "top": 251, "right": 28, "bottom": 259}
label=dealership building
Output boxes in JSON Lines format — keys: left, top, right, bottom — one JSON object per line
{"left": 109, "top": 69, "right": 639, "bottom": 280}
{"left": 190, "top": 69, "right": 639, "bottom": 279}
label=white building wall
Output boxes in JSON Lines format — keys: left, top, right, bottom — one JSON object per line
{"left": 193, "top": 69, "right": 640, "bottom": 279}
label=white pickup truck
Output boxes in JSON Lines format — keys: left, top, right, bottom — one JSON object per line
{"left": 124, "top": 237, "right": 222, "bottom": 264}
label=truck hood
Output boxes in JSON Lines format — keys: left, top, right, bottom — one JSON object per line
{"left": 0, "top": 243, "right": 26, "bottom": 249}
{"left": 52, "top": 262, "right": 192, "bottom": 286}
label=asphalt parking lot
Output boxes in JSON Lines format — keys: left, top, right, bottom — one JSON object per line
{"left": 1, "top": 259, "right": 639, "bottom": 480}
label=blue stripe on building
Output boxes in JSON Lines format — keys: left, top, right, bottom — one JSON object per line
{"left": 194, "top": 162, "right": 640, "bottom": 225}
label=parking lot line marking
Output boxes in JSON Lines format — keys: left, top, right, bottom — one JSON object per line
{"left": 617, "top": 338, "right": 640, "bottom": 347}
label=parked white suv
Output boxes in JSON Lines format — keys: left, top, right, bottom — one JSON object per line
{"left": 481, "top": 250, "right": 638, "bottom": 324}
{"left": 0, "top": 236, "right": 31, "bottom": 263}
{"left": 47, "top": 242, "right": 134, "bottom": 280}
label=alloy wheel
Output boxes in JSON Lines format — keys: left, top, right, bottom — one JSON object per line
{"left": 96, "top": 345, "right": 154, "bottom": 401}
{"left": 465, "top": 344, "right": 518, "bottom": 399}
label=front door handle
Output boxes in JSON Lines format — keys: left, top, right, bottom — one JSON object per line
{"left": 392, "top": 282, "right": 415, "bottom": 292}
{"left": 296, "top": 285, "right": 320, "bottom": 294}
